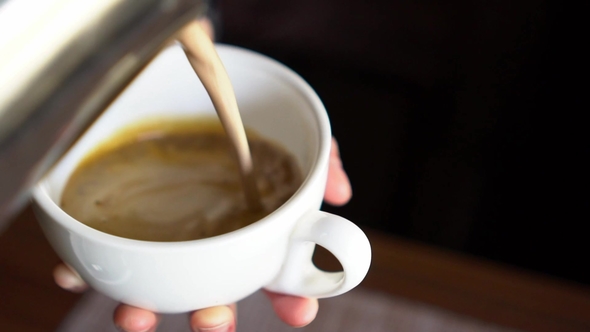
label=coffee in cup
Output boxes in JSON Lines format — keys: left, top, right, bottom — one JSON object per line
{"left": 60, "top": 117, "right": 302, "bottom": 242}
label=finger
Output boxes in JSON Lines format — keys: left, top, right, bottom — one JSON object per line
{"left": 114, "top": 304, "right": 160, "bottom": 332}
{"left": 53, "top": 263, "right": 88, "bottom": 293}
{"left": 263, "top": 291, "right": 319, "bottom": 328}
{"left": 323, "top": 138, "right": 352, "bottom": 206}
{"left": 190, "top": 305, "right": 236, "bottom": 332}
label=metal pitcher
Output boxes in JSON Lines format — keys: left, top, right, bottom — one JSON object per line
{"left": 0, "top": 0, "right": 206, "bottom": 230}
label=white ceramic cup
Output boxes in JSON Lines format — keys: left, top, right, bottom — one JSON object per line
{"left": 32, "top": 44, "right": 371, "bottom": 313}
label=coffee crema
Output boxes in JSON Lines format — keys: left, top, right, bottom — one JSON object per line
{"left": 60, "top": 117, "right": 302, "bottom": 242}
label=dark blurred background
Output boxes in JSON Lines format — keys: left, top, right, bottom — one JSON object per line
{"left": 216, "top": 0, "right": 588, "bottom": 285}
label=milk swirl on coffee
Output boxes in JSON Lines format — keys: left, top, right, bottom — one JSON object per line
{"left": 60, "top": 119, "right": 302, "bottom": 241}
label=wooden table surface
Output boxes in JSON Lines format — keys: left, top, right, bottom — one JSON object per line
{"left": 1, "top": 205, "right": 589, "bottom": 332}
{"left": 0, "top": 206, "right": 81, "bottom": 332}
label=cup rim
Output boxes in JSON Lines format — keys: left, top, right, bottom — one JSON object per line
{"left": 31, "top": 44, "right": 331, "bottom": 250}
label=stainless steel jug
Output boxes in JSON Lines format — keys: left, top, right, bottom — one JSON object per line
{"left": 0, "top": 0, "right": 206, "bottom": 230}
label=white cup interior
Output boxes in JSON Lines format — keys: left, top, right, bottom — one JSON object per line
{"left": 40, "top": 44, "right": 328, "bottom": 205}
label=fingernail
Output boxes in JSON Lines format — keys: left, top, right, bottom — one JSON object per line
{"left": 54, "top": 265, "right": 87, "bottom": 291}
{"left": 116, "top": 327, "right": 155, "bottom": 332}
{"left": 116, "top": 324, "right": 157, "bottom": 332}
{"left": 197, "top": 322, "right": 231, "bottom": 332}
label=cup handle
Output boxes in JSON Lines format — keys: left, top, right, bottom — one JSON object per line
{"left": 264, "top": 211, "right": 371, "bottom": 298}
